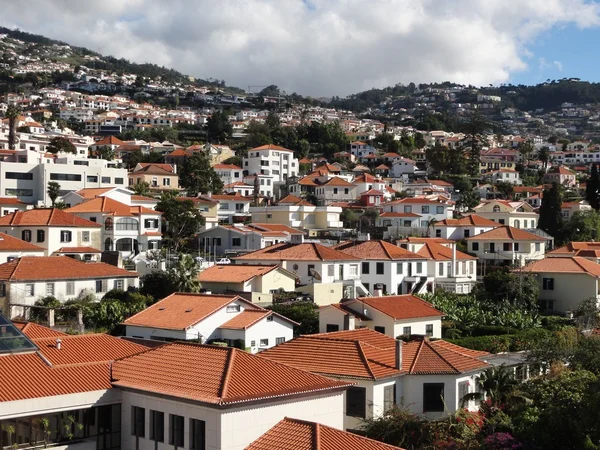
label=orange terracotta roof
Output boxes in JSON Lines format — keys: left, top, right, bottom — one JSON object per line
{"left": 235, "top": 243, "right": 360, "bottom": 262}
{"left": 416, "top": 241, "right": 476, "bottom": 261}
{"left": 277, "top": 194, "right": 314, "bottom": 206}
{"left": 0, "top": 232, "right": 45, "bottom": 252}
{"left": 12, "top": 321, "right": 67, "bottom": 339}
{"left": 131, "top": 194, "right": 157, "bottom": 202}
{"left": 466, "top": 225, "right": 546, "bottom": 241}
{"left": 199, "top": 264, "right": 283, "bottom": 283}
{"left": 66, "top": 197, "right": 158, "bottom": 216}
{"left": 94, "top": 135, "right": 124, "bottom": 146}
{"left": 137, "top": 162, "right": 174, "bottom": 172}
{"left": 130, "top": 164, "right": 176, "bottom": 175}
{"left": 0, "top": 257, "right": 137, "bottom": 281}
{"left": 379, "top": 211, "right": 421, "bottom": 218}
{"left": 123, "top": 293, "right": 260, "bottom": 330}
{"left": 0, "top": 197, "right": 28, "bottom": 205}
{"left": 213, "top": 163, "right": 243, "bottom": 170}
{"left": 334, "top": 240, "right": 424, "bottom": 260}
{"left": 405, "top": 338, "right": 489, "bottom": 374}
{"left": 247, "top": 223, "right": 304, "bottom": 234}
{"left": 219, "top": 310, "right": 272, "bottom": 330}
{"left": 298, "top": 157, "right": 312, "bottom": 164}
{"left": 548, "top": 242, "right": 600, "bottom": 255}
{"left": 321, "top": 177, "right": 355, "bottom": 187}
{"left": 436, "top": 214, "right": 499, "bottom": 227}
{"left": 54, "top": 246, "right": 102, "bottom": 254}
{"left": 0, "top": 208, "right": 101, "bottom": 227}
{"left": 74, "top": 187, "right": 114, "bottom": 199}
{"left": 521, "top": 256, "right": 600, "bottom": 277}
{"left": 112, "top": 342, "right": 350, "bottom": 406}
{"left": 250, "top": 144, "right": 294, "bottom": 153}
{"left": 397, "top": 237, "right": 454, "bottom": 244}
{"left": 246, "top": 417, "right": 405, "bottom": 450}
{"left": 346, "top": 295, "right": 443, "bottom": 320}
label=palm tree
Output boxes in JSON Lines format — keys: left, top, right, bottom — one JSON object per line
{"left": 169, "top": 254, "right": 201, "bottom": 293}
{"left": 5, "top": 105, "right": 20, "bottom": 150}
{"left": 426, "top": 218, "right": 437, "bottom": 237}
{"left": 537, "top": 146, "right": 551, "bottom": 171}
{"left": 47, "top": 181, "right": 61, "bottom": 207}
{"left": 461, "top": 365, "right": 522, "bottom": 408}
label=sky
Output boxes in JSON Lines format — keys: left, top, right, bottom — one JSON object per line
{"left": 2, "top": 0, "right": 600, "bottom": 97}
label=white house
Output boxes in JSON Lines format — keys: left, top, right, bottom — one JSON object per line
{"left": 521, "top": 256, "right": 600, "bottom": 314}
{"left": 123, "top": 292, "right": 296, "bottom": 352}
{"left": 334, "top": 240, "right": 430, "bottom": 295}
{"left": 203, "top": 193, "right": 252, "bottom": 224}
{"left": 466, "top": 225, "right": 547, "bottom": 268}
{"left": 484, "top": 170, "right": 522, "bottom": 185}
{"left": 390, "top": 157, "right": 417, "bottom": 177}
{"left": 0, "top": 208, "right": 102, "bottom": 255}
{"left": 382, "top": 197, "right": 455, "bottom": 228}
{"left": 0, "top": 256, "right": 139, "bottom": 318}
{"left": 318, "top": 295, "right": 443, "bottom": 339}
{"left": 433, "top": 214, "right": 499, "bottom": 240}
{"left": 242, "top": 144, "right": 299, "bottom": 193}
{"left": 472, "top": 200, "right": 539, "bottom": 229}
{"left": 260, "top": 328, "right": 490, "bottom": 426}
{"left": 313, "top": 177, "right": 357, "bottom": 206}
{"left": 0, "top": 231, "right": 46, "bottom": 263}
{"left": 214, "top": 163, "right": 243, "bottom": 186}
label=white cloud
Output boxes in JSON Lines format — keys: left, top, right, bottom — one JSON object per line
{"left": 554, "top": 60, "right": 564, "bottom": 71}
{"left": 1, "top": 0, "right": 599, "bottom": 96}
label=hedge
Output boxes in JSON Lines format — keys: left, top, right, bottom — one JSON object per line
{"left": 447, "top": 328, "right": 558, "bottom": 353}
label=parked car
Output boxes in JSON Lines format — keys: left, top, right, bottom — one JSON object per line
{"left": 216, "top": 258, "right": 231, "bottom": 265}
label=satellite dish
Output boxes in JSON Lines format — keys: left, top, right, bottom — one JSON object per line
{"left": 309, "top": 268, "right": 322, "bottom": 281}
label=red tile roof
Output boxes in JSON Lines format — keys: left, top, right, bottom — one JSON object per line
{"left": 54, "top": 246, "right": 102, "bottom": 254}
{"left": 235, "top": 243, "right": 360, "bottom": 262}
{"left": 247, "top": 223, "right": 304, "bottom": 235}
{"left": 130, "top": 164, "right": 176, "bottom": 175}
{"left": 379, "top": 211, "right": 421, "bottom": 218}
{"left": 436, "top": 214, "right": 499, "bottom": 227}
{"left": 66, "top": 197, "right": 158, "bottom": 216}
{"left": 112, "top": 342, "right": 350, "bottom": 406}
{"left": 213, "top": 163, "right": 243, "bottom": 170}
{"left": 219, "top": 310, "right": 272, "bottom": 330}
{"left": 345, "top": 295, "right": 444, "bottom": 320}
{"left": 0, "top": 257, "right": 137, "bottom": 281}
{"left": 521, "top": 256, "right": 600, "bottom": 277}
{"left": 416, "top": 241, "right": 476, "bottom": 261}
{"left": 12, "top": 321, "right": 67, "bottom": 339}
{"left": 277, "top": 194, "right": 314, "bottom": 206}
{"left": 199, "top": 264, "right": 285, "bottom": 283}
{"left": 321, "top": 177, "right": 355, "bottom": 187}
{"left": 0, "top": 232, "right": 45, "bottom": 252}
{"left": 466, "top": 225, "right": 546, "bottom": 241}
{"left": 334, "top": 240, "right": 424, "bottom": 260}
{"left": 250, "top": 144, "right": 294, "bottom": 153}
{"left": 0, "top": 208, "right": 101, "bottom": 227}
{"left": 548, "top": 241, "right": 600, "bottom": 255}
{"left": 0, "top": 197, "right": 28, "bottom": 205}
{"left": 94, "top": 135, "right": 124, "bottom": 146}
{"left": 123, "top": 293, "right": 259, "bottom": 330}
{"left": 246, "top": 417, "right": 405, "bottom": 450}
{"left": 74, "top": 187, "right": 114, "bottom": 199}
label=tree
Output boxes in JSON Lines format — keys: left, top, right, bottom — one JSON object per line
{"left": 156, "top": 191, "right": 205, "bottom": 252}
{"left": 46, "top": 137, "right": 76, "bottom": 154}
{"left": 169, "top": 254, "right": 201, "bottom": 293}
{"left": 140, "top": 271, "right": 177, "bottom": 300}
{"left": 47, "top": 181, "right": 61, "bottom": 207}
{"left": 518, "top": 140, "right": 535, "bottom": 163}
{"left": 94, "top": 145, "right": 114, "bottom": 161}
{"left": 130, "top": 181, "right": 152, "bottom": 197}
{"left": 586, "top": 163, "right": 600, "bottom": 210}
{"left": 206, "top": 110, "right": 233, "bottom": 143}
{"left": 179, "top": 152, "right": 224, "bottom": 196}
{"left": 495, "top": 182, "right": 514, "bottom": 200}
{"left": 538, "top": 182, "right": 563, "bottom": 239}
{"left": 252, "top": 175, "right": 260, "bottom": 205}
{"left": 454, "top": 177, "right": 480, "bottom": 211}
{"left": 267, "top": 302, "right": 318, "bottom": 336}
{"left": 414, "top": 132, "right": 426, "bottom": 149}
{"left": 461, "top": 112, "right": 489, "bottom": 177}
{"left": 563, "top": 210, "right": 600, "bottom": 243}
{"left": 479, "top": 268, "right": 540, "bottom": 311}
{"left": 340, "top": 208, "right": 359, "bottom": 228}
{"left": 537, "top": 146, "right": 551, "bottom": 170}
{"left": 5, "top": 104, "right": 20, "bottom": 150}
{"left": 462, "top": 365, "right": 520, "bottom": 408}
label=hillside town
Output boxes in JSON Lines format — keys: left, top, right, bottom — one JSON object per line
{"left": 2, "top": 26, "right": 600, "bottom": 450}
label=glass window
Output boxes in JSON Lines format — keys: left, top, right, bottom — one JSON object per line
{"left": 384, "top": 384, "right": 396, "bottom": 412}
{"left": 60, "top": 230, "right": 72, "bottom": 242}
{"left": 95, "top": 280, "right": 103, "bottom": 293}
{"left": 436, "top": 206, "right": 444, "bottom": 214}
{"left": 416, "top": 262, "right": 423, "bottom": 273}
{"left": 543, "top": 278, "right": 554, "bottom": 290}
{"left": 169, "top": 414, "right": 184, "bottom": 447}
{"left": 396, "top": 263, "right": 402, "bottom": 275}
{"left": 426, "top": 324, "right": 434, "bottom": 337}
{"left": 362, "top": 262, "right": 370, "bottom": 274}
{"left": 36, "top": 229, "right": 46, "bottom": 242}
{"left": 150, "top": 410, "right": 164, "bottom": 442}
{"left": 5, "top": 188, "right": 33, "bottom": 196}
{"left": 226, "top": 305, "right": 240, "bottom": 313}
{"left": 115, "top": 178, "right": 124, "bottom": 185}
{"left": 421, "top": 205, "right": 429, "bottom": 214}
{"left": 114, "top": 279, "right": 124, "bottom": 290}
{"left": 438, "top": 263, "right": 444, "bottom": 276}
{"left": 26, "top": 284, "right": 35, "bottom": 296}
{"left": 374, "top": 326, "right": 385, "bottom": 334}
{"left": 260, "top": 338, "right": 269, "bottom": 346}
{"left": 403, "top": 326, "right": 411, "bottom": 336}
{"left": 82, "top": 231, "right": 90, "bottom": 242}
{"left": 232, "top": 238, "right": 241, "bottom": 246}
{"left": 328, "top": 265, "right": 335, "bottom": 277}
{"left": 189, "top": 419, "right": 205, "bottom": 450}
{"left": 50, "top": 173, "right": 82, "bottom": 181}
{"left": 276, "top": 337, "right": 285, "bottom": 345}
{"left": 472, "top": 242, "right": 479, "bottom": 251}
{"left": 6, "top": 172, "right": 33, "bottom": 180}
{"left": 87, "top": 175, "right": 98, "bottom": 183}
{"left": 376, "top": 262, "right": 384, "bottom": 275}
{"left": 116, "top": 218, "right": 138, "bottom": 231}
{"left": 131, "top": 406, "right": 145, "bottom": 438}
{"left": 101, "top": 177, "right": 111, "bottom": 184}
{"left": 423, "top": 383, "right": 445, "bottom": 412}
{"left": 346, "top": 387, "right": 366, "bottom": 418}
{"left": 22, "top": 230, "right": 32, "bottom": 242}
{"left": 46, "top": 283, "right": 54, "bottom": 296}
{"left": 66, "top": 282, "right": 75, "bottom": 296}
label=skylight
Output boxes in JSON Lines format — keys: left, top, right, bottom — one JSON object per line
{"left": 0, "top": 313, "right": 38, "bottom": 354}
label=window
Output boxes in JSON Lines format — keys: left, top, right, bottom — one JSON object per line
{"left": 472, "top": 242, "right": 479, "bottom": 251}
{"left": 403, "top": 326, "right": 411, "bottom": 336}
{"left": 114, "top": 279, "right": 124, "bottom": 290}
{"left": 423, "top": 383, "right": 445, "bottom": 412}
{"left": 438, "top": 263, "right": 444, "bottom": 276}
{"left": 503, "top": 242, "right": 510, "bottom": 251}
{"left": 131, "top": 406, "right": 145, "bottom": 437}
{"left": 6, "top": 172, "right": 33, "bottom": 180}
{"left": 346, "top": 387, "right": 366, "bottom": 418}
{"left": 426, "top": 324, "right": 434, "bottom": 337}
{"left": 416, "top": 262, "right": 423, "bottom": 273}
{"left": 22, "top": 230, "right": 32, "bottom": 242}
{"left": 493, "top": 205, "right": 501, "bottom": 212}
{"left": 421, "top": 205, "right": 429, "bottom": 214}
{"left": 307, "top": 264, "right": 315, "bottom": 276}
{"left": 226, "top": 305, "right": 240, "bottom": 313}
{"left": 115, "top": 177, "right": 124, "bottom": 185}
{"left": 458, "top": 381, "right": 470, "bottom": 405}
{"left": 362, "top": 262, "right": 370, "bottom": 274}
{"left": 232, "top": 237, "right": 241, "bottom": 247}
{"left": 60, "top": 230, "right": 72, "bottom": 242}
{"left": 87, "top": 175, "right": 98, "bottom": 183}
{"left": 374, "top": 326, "right": 386, "bottom": 334}
{"left": 150, "top": 410, "right": 164, "bottom": 442}
{"left": 436, "top": 206, "right": 444, "bottom": 214}
{"left": 260, "top": 338, "right": 269, "bottom": 346}
{"left": 333, "top": 188, "right": 338, "bottom": 194}
{"left": 50, "top": 173, "right": 82, "bottom": 181}
{"left": 514, "top": 243, "right": 520, "bottom": 252}
{"left": 5, "top": 188, "right": 33, "bottom": 196}
{"left": 276, "top": 337, "right": 285, "bottom": 345}
{"left": 328, "top": 264, "right": 335, "bottom": 277}
{"left": 464, "top": 229, "right": 470, "bottom": 238}
{"left": 349, "top": 264, "right": 358, "bottom": 276}
{"left": 169, "top": 414, "right": 184, "bottom": 447}
{"left": 384, "top": 384, "right": 396, "bottom": 412}
{"left": 95, "top": 280, "right": 103, "bottom": 293}
{"left": 326, "top": 324, "right": 339, "bottom": 332}
{"left": 26, "top": 284, "right": 35, "bottom": 296}
{"left": 404, "top": 206, "right": 412, "bottom": 213}
{"left": 189, "top": 419, "right": 205, "bottom": 450}
{"left": 46, "top": 283, "right": 55, "bottom": 296}
{"left": 250, "top": 340, "right": 256, "bottom": 347}
{"left": 66, "top": 282, "right": 75, "bottom": 296}
{"left": 81, "top": 230, "right": 90, "bottom": 242}
{"left": 376, "top": 262, "right": 384, "bottom": 275}
{"left": 535, "top": 242, "right": 541, "bottom": 252}
{"left": 116, "top": 218, "right": 138, "bottom": 231}
{"left": 101, "top": 176, "right": 111, "bottom": 184}
{"left": 543, "top": 278, "right": 554, "bottom": 290}
{"left": 104, "top": 217, "right": 113, "bottom": 230}
{"left": 396, "top": 263, "right": 403, "bottom": 275}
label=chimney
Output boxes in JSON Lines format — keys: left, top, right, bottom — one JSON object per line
{"left": 47, "top": 308, "right": 55, "bottom": 328}
{"left": 395, "top": 339, "right": 403, "bottom": 369}
{"left": 56, "top": 338, "right": 62, "bottom": 350}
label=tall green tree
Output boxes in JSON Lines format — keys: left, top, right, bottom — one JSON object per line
{"left": 538, "top": 182, "right": 563, "bottom": 239}
{"left": 46, "top": 181, "right": 61, "bottom": 207}
{"left": 518, "top": 139, "right": 535, "bottom": 163}
{"left": 461, "top": 365, "right": 520, "bottom": 408}
{"left": 179, "top": 152, "right": 223, "bottom": 196}
{"left": 156, "top": 191, "right": 205, "bottom": 252}
{"left": 454, "top": 177, "right": 480, "bottom": 211}
{"left": 206, "top": 110, "right": 233, "bottom": 143}
{"left": 586, "top": 163, "right": 600, "bottom": 210}
{"left": 46, "top": 137, "right": 77, "bottom": 154}
{"left": 169, "top": 254, "right": 201, "bottom": 293}
{"left": 495, "top": 181, "right": 514, "bottom": 200}
{"left": 537, "top": 146, "right": 551, "bottom": 170}
{"left": 94, "top": 145, "right": 115, "bottom": 161}
{"left": 461, "top": 112, "right": 489, "bottom": 177}
{"left": 130, "top": 181, "right": 151, "bottom": 197}
{"left": 5, "top": 104, "right": 20, "bottom": 150}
